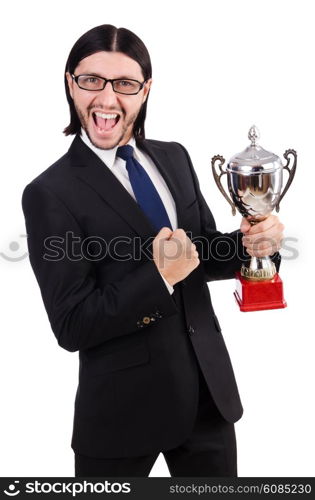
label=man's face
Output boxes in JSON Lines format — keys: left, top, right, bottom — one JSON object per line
{"left": 66, "top": 51, "right": 152, "bottom": 149}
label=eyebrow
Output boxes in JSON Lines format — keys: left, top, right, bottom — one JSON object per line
{"left": 79, "top": 72, "right": 140, "bottom": 80}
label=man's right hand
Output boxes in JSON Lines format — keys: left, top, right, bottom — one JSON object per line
{"left": 153, "top": 227, "right": 200, "bottom": 287}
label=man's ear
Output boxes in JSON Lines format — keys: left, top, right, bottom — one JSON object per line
{"left": 142, "top": 78, "right": 152, "bottom": 103}
{"left": 65, "top": 72, "right": 74, "bottom": 99}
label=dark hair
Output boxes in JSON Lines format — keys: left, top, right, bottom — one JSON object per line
{"left": 63, "top": 24, "right": 152, "bottom": 140}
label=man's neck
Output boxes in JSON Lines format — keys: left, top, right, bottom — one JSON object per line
{"left": 80, "top": 128, "right": 136, "bottom": 170}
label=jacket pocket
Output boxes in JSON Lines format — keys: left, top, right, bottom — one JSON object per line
{"left": 185, "top": 197, "right": 197, "bottom": 209}
{"left": 86, "top": 342, "right": 150, "bottom": 376}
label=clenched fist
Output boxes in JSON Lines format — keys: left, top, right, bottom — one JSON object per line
{"left": 153, "top": 227, "right": 200, "bottom": 286}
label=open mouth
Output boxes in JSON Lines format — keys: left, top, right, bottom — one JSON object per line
{"left": 92, "top": 111, "right": 120, "bottom": 132}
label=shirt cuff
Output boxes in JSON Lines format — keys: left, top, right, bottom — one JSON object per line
{"left": 159, "top": 272, "right": 174, "bottom": 295}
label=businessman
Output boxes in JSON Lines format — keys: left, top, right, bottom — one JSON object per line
{"left": 22, "top": 24, "right": 284, "bottom": 477}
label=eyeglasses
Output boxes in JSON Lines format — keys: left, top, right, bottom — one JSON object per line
{"left": 71, "top": 74, "right": 146, "bottom": 95}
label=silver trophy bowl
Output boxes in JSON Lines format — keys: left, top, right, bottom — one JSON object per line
{"left": 211, "top": 126, "right": 297, "bottom": 281}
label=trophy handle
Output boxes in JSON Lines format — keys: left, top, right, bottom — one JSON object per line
{"left": 276, "top": 149, "right": 297, "bottom": 212}
{"left": 211, "top": 155, "right": 236, "bottom": 215}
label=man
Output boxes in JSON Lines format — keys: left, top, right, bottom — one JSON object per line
{"left": 22, "top": 24, "right": 283, "bottom": 477}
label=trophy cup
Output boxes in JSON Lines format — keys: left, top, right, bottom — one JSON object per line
{"left": 211, "top": 125, "right": 297, "bottom": 312}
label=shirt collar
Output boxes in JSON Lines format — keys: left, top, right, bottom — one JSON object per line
{"left": 80, "top": 128, "right": 136, "bottom": 170}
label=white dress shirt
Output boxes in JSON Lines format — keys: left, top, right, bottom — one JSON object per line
{"left": 81, "top": 128, "right": 177, "bottom": 294}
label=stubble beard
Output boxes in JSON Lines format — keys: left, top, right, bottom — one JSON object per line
{"left": 75, "top": 105, "right": 138, "bottom": 151}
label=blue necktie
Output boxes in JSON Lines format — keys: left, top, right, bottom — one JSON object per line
{"left": 116, "top": 145, "right": 172, "bottom": 232}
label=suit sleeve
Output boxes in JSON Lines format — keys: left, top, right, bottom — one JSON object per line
{"left": 173, "top": 142, "right": 281, "bottom": 281}
{"left": 22, "top": 181, "right": 178, "bottom": 352}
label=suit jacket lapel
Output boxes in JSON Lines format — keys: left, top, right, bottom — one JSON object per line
{"left": 68, "top": 135, "right": 186, "bottom": 237}
{"left": 68, "top": 135, "right": 156, "bottom": 239}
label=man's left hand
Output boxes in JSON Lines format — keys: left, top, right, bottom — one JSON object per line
{"left": 240, "top": 215, "right": 284, "bottom": 257}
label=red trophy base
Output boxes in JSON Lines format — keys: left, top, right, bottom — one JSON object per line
{"left": 234, "top": 272, "right": 287, "bottom": 312}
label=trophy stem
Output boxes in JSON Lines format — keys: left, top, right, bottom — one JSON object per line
{"left": 241, "top": 256, "right": 276, "bottom": 281}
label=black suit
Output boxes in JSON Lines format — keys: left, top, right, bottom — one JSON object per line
{"left": 22, "top": 135, "right": 280, "bottom": 463}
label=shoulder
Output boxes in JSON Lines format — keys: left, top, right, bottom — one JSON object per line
{"left": 22, "top": 136, "right": 80, "bottom": 199}
{"left": 140, "top": 137, "right": 184, "bottom": 150}
{"left": 21, "top": 150, "right": 78, "bottom": 223}
{"left": 139, "top": 138, "right": 192, "bottom": 159}
{"left": 25, "top": 152, "right": 71, "bottom": 187}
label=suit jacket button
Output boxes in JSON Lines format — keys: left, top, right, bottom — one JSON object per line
{"left": 143, "top": 316, "right": 151, "bottom": 325}
{"left": 188, "top": 325, "right": 195, "bottom": 335}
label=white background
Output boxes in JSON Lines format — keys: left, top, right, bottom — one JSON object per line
{"left": 0, "top": 0, "right": 314, "bottom": 477}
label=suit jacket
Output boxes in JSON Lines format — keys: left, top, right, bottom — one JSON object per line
{"left": 22, "top": 135, "right": 280, "bottom": 458}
